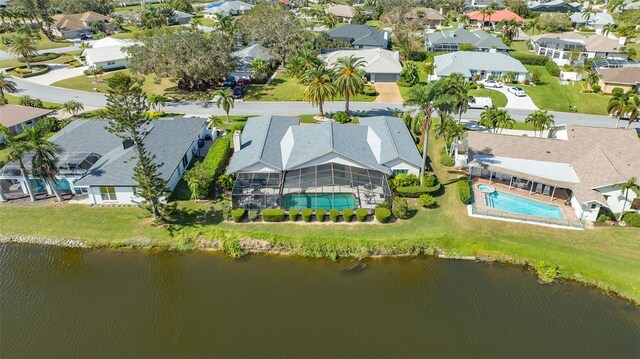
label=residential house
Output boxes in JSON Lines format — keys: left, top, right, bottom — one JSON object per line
{"left": 0, "top": 105, "right": 53, "bottom": 144}
{"left": 621, "top": 1, "right": 640, "bottom": 10}
{"left": 0, "top": 0, "right": 7, "bottom": 8}
{"left": 463, "top": 0, "right": 505, "bottom": 10}
{"left": 226, "top": 115, "right": 422, "bottom": 210}
{"left": 52, "top": 11, "right": 114, "bottom": 39}
{"left": 82, "top": 38, "right": 139, "bottom": 70}
{"left": 170, "top": 10, "right": 194, "bottom": 25}
{"left": 202, "top": 1, "right": 253, "bottom": 17}
{"left": 425, "top": 26, "right": 509, "bottom": 52}
{"left": 569, "top": 12, "right": 614, "bottom": 32}
{"left": 325, "top": 4, "right": 356, "bottom": 21}
{"left": 531, "top": 32, "right": 627, "bottom": 66}
{"left": 0, "top": 118, "right": 210, "bottom": 204}
{"left": 319, "top": 48, "right": 402, "bottom": 82}
{"left": 326, "top": 24, "right": 389, "bottom": 49}
{"left": 404, "top": 7, "right": 446, "bottom": 29}
{"left": 430, "top": 51, "right": 529, "bottom": 82}
{"left": 529, "top": 0, "right": 582, "bottom": 13}
{"left": 466, "top": 9, "right": 526, "bottom": 28}
{"left": 231, "top": 44, "right": 274, "bottom": 78}
{"left": 456, "top": 125, "right": 640, "bottom": 222}
{"left": 595, "top": 65, "right": 640, "bottom": 93}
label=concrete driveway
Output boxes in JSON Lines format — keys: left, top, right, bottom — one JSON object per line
{"left": 492, "top": 85, "right": 539, "bottom": 111}
{"left": 373, "top": 83, "right": 403, "bottom": 103}
{"left": 20, "top": 64, "right": 88, "bottom": 86}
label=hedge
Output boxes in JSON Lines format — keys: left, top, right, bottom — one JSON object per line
{"left": 18, "top": 52, "right": 59, "bottom": 63}
{"left": 288, "top": 208, "right": 299, "bottom": 221}
{"left": 375, "top": 207, "right": 392, "bottom": 223}
{"left": 396, "top": 183, "right": 441, "bottom": 197}
{"left": 9, "top": 65, "right": 50, "bottom": 78}
{"left": 355, "top": 208, "right": 368, "bottom": 222}
{"left": 343, "top": 209, "right": 353, "bottom": 222}
{"left": 187, "top": 137, "right": 231, "bottom": 198}
{"left": 301, "top": 208, "right": 313, "bottom": 222}
{"left": 231, "top": 208, "right": 245, "bottom": 222}
{"left": 457, "top": 178, "right": 472, "bottom": 204}
{"left": 407, "top": 51, "right": 427, "bottom": 61}
{"left": 418, "top": 194, "right": 437, "bottom": 208}
{"left": 329, "top": 209, "right": 340, "bottom": 222}
{"left": 545, "top": 60, "right": 560, "bottom": 77}
{"left": 510, "top": 52, "right": 549, "bottom": 66}
{"left": 262, "top": 209, "right": 285, "bottom": 222}
{"left": 623, "top": 212, "right": 640, "bottom": 227}
{"left": 316, "top": 209, "right": 326, "bottom": 222}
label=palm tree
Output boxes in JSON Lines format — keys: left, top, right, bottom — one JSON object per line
{"left": 333, "top": 56, "right": 366, "bottom": 115}
{"left": 585, "top": 71, "right": 600, "bottom": 90}
{"left": 297, "top": 48, "right": 320, "bottom": 76}
{"left": 24, "top": 124, "right": 64, "bottom": 202}
{"left": 402, "top": 80, "right": 449, "bottom": 184}
{"left": 447, "top": 78, "right": 475, "bottom": 123}
{"left": 323, "top": 13, "right": 338, "bottom": 28}
{"left": 525, "top": 18, "right": 540, "bottom": 35}
{"left": 525, "top": 110, "right": 554, "bottom": 137}
{"left": 434, "top": 115, "right": 465, "bottom": 155}
{"left": 212, "top": 13, "right": 235, "bottom": 38}
{"left": 286, "top": 57, "right": 305, "bottom": 79}
{"left": 479, "top": 105, "right": 501, "bottom": 133}
{"left": 0, "top": 124, "right": 36, "bottom": 201}
{"left": 0, "top": 71, "right": 17, "bottom": 99}
{"left": 147, "top": 94, "right": 167, "bottom": 112}
{"left": 614, "top": 177, "right": 639, "bottom": 222}
{"left": 607, "top": 91, "right": 630, "bottom": 128}
{"left": 602, "top": 23, "right": 618, "bottom": 37}
{"left": 7, "top": 33, "right": 37, "bottom": 70}
{"left": 302, "top": 64, "right": 336, "bottom": 118}
{"left": 213, "top": 89, "right": 234, "bottom": 123}
{"left": 623, "top": 95, "right": 640, "bottom": 129}
{"left": 580, "top": 6, "right": 596, "bottom": 25}
{"left": 207, "top": 114, "right": 224, "bottom": 129}
{"left": 62, "top": 100, "right": 84, "bottom": 118}
{"left": 479, "top": 8, "right": 495, "bottom": 28}
{"left": 499, "top": 19, "right": 520, "bottom": 42}
{"left": 495, "top": 111, "right": 515, "bottom": 133}
{"left": 459, "top": 14, "right": 470, "bottom": 26}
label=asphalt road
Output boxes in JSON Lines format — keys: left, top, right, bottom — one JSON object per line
{"left": 12, "top": 78, "right": 639, "bottom": 129}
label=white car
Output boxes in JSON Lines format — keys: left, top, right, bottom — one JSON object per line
{"left": 508, "top": 86, "right": 527, "bottom": 97}
{"left": 481, "top": 79, "right": 502, "bottom": 88}
{"left": 469, "top": 97, "right": 493, "bottom": 109}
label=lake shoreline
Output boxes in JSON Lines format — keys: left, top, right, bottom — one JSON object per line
{"left": 2, "top": 233, "right": 638, "bottom": 307}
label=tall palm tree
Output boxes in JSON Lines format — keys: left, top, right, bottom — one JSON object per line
{"left": 333, "top": 56, "right": 366, "bottom": 115}
{"left": 147, "top": 94, "right": 167, "bottom": 112}
{"left": 7, "top": 33, "right": 37, "bottom": 70}
{"left": 302, "top": 64, "right": 336, "bottom": 118}
{"left": 525, "top": 18, "right": 540, "bottom": 34}
{"left": 286, "top": 56, "right": 305, "bottom": 79}
{"left": 614, "top": 177, "right": 639, "bottom": 222}
{"left": 607, "top": 91, "right": 630, "bottom": 128}
{"left": 495, "top": 111, "right": 515, "bottom": 133}
{"left": 213, "top": 89, "right": 235, "bottom": 123}
{"left": 297, "top": 48, "right": 320, "bottom": 76}
{"left": 0, "top": 71, "right": 17, "bottom": 99}
{"left": 580, "top": 6, "right": 596, "bottom": 25}
{"left": 602, "top": 23, "right": 618, "bottom": 37}
{"left": 0, "top": 124, "right": 36, "bottom": 201}
{"left": 479, "top": 8, "right": 495, "bottom": 28}
{"left": 447, "top": 78, "right": 475, "bottom": 123}
{"left": 323, "top": 13, "right": 338, "bottom": 28}
{"left": 623, "top": 95, "right": 640, "bottom": 129}
{"left": 499, "top": 19, "right": 520, "bottom": 42}
{"left": 402, "top": 80, "right": 449, "bottom": 184}
{"left": 62, "top": 100, "right": 84, "bottom": 117}
{"left": 212, "top": 13, "right": 235, "bottom": 38}
{"left": 24, "top": 124, "right": 64, "bottom": 202}
{"left": 525, "top": 110, "right": 554, "bottom": 137}
{"left": 479, "top": 105, "right": 501, "bottom": 133}
{"left": 434, "top": 115, "right": 465, "bottom": 155}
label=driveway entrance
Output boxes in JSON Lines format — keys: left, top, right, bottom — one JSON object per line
{"left": 373, "top": 83, "right": 403, "bottom": 102}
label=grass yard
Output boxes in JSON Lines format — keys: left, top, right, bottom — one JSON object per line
{"left": 0, "top": 52, "right": 82, "bottom": 70}
{"left": 0, "top": 31, "right": 72, "bottom": 51}
{"left": 51, "top": 70, "right": 176, "bottom": 95}
{"left": 4, "top": 94, "right": 62, "bottom": 109}
{"left": 470, "top": 89, "right": 508, "bottom": 107}
{"left": 110, "top": 26, "right": 140, "bottom": 40}
{"left": 244, "top": 71, "right": 377, "bottom": 102}
{"left": 509, "top": 40, "right": 532, "bottom": 56}
{"left": 522, "top": 65, "right": 611, "bottom": 115}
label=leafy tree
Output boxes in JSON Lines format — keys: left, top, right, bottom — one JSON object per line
{"left": 538, "top": 13, "right": 571, "bottom": 33}
{"left": 614, "top": 178, "right": 639, "bottom": 222}
{"left": 0, "top": 71, "right": 17, "bottom": 99}
{"left": 400, "top": 61, "right": 420, "bottom": 86}
{"left": 525, "top": 110, "right": 554, "bottom": 137}
{"left": 147, "top": 94, "right": 167, "bottom": 112}
{"left": 217, "top": 174, "right": 234, "bottom": 192}
{"left": 62, "top": 100, "right": 84, "bottom": 117}
{"left": 504, "top": 0, "right": 529, "bottom": 17}
{"left": 213, "top": 89, "right": 234, "bottom": 123}
{"left": 0, "top": 124, "right": 36, "bottom": 201}
{"left": 24, "top": 123, "right": 63, "bottom": 201}
{"left": 167, "top": 0, "right": 193, "bottom": 13}
{"left": 90, "top": 20, "right": 104, "bottom": 34}
{"left": 302, "top": 64, "right": 336, "bottom": 118}
{"left": 607, "top": 91, "right": 630, "bottom": 128}
{"left": 50, "top": 0, "right": 114, "bottom": 15}
{"left": 250, "top": 58, "right": 271, "bottom": 81}
{"left": 333, "top": 55, "right": 366, "bottom": 114}
{"left": 183, "top": 161, "right": 209, "bottom": 201}
{"left": 7, "top": 33, "right": 37, "bottom": 70}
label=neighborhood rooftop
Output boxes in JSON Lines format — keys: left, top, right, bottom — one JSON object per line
{"left": 531, "top": 32, "right": 625, "bottom": 53}
{"left": 52, "top": 11, "right": 110, "bottom": 31}
{"left": 326, "top": 24, "right": 388, "bottom": 48}
{"left": 425, "top": 27, "right": 509, "bottom": 51}
{"left": 433, "top": 52, "right": 528, "bottom": 78}
{"left": 0, "top": 105, "right": 53, "bottom": 128}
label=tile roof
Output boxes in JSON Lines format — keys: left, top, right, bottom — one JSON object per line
{"left": 433, "top": 51, "right": 528, "bottom": 77}
{"left": 467, "top": 9, "right": 526, "bottom": 23}
{"left": 0, "top": 105, "right": 53, "bottom": 128}
{"left": 53, "top": 11, "right": 110, "bottom": 31}
{"left": 405, "top": 7, "right": 446, "bottom": 21}
{"left": 531, "top": 32, "right": 624, "bottom": 53}
{"left": 325, "top": 4, "right": 356, "bottom": 18}
{"left": 597, "top": 67, "right": 640, "bottom": 85}
{"left": 320, "top": 48, "right": 402, "bottom": 74}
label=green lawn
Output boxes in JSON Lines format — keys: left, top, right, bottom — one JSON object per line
{"left": 244, "top": 71, "right": 377, "bottom": 102}
{"left": 509, "top": 40, "right": 532, "bottom": 56}
{"left": 0, "top": 31, "right": 72, "bottom": 51}
{"left": 470, "top": 88, "right": 508, "bottom": 107}
{"left": 51, "top": 70, "right": 176, "bottom": 96}
{"left": 0, "top": 145, "right": 10, "bottom": 166}
{"left": 110, "top": 26, "right": 139, "bottom": 40}
{"left": 4, "top": 94, "right": 62, "bottom": 110}
{"left": 521, "top": 65, "right": 611, "bottom": 115}
{"left": 0, "top": 52, "right": 82, "bottom": 70}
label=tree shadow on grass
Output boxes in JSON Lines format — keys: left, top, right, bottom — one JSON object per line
{"left": 244, "top": 78, "right": 285, "bottom": 101}
{"left": 166, "top": 206, "right": 223, "bottom": 237}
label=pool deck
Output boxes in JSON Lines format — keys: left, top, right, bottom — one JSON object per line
{"left": 472, "top": 178, "right": 580, "bottom": 224}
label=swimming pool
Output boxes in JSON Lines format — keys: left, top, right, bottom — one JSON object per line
{"left": 485, "top": 191, "right": 563, "bottom": 219}
{"left": 282, "top": 193, "right": 357, "bottom": 210}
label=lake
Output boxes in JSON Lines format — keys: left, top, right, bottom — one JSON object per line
{"left": 1, "top": 243, "right": 639, "bottom": 358}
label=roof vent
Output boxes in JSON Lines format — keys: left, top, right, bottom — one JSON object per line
{"left": 122, "top": 139, "right": 134, "bottom": 150}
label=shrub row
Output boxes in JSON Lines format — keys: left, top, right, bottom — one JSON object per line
{"left": 9, "top": 65, "right": 50, "bottom": 78}
{"left": 18, "top": 52, "right": 59, "bottom": 63}
{"left": 374, "top": 207, "right": 391, "bottom": 223}
{"left": 545, "top": 60, "right": 560, "bottom": 77}
{"left": 395, "top": 183, "right": 441, "bottom": 198}
{"left": 623, "top": 212, "right": 640, "bottom": 227}
{"left": 231, "top": 208, "right": 245, "bottom": 222}
{"left": 262, "top": 209, "right": 285, "bottom": 222}
{"left": 510, "top": 52, "right": 549, "bottom": 66}
{"left": 230, "top": 208, "right": 386, "bottom": 223}
{"left": 457, "top": 178, "right": 472, "bottom": 204}
{"left": 184, "top": 137, "right": 231, "bottom": 199}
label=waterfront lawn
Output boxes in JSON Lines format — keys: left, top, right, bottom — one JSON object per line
{"left": 521, "top": 65, "right": 610, "bottom": 115}
{"left": 469, "top": 89, "right": 508, "bottom": 107}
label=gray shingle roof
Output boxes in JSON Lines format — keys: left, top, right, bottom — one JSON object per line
{"left": 426, "top": 28, "right": 508, "bottom": 50}
{"left": 433, "top": 51, "right": 528, "bottom": 77}
{"left": 359, "top": 117, "right": 422, "bottom": 167}
{"left": 327, "top": 25, "right": 388, "bottom": 48}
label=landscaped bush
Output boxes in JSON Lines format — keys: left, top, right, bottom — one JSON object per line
{"left": 362, "top": 85, "right": 377, "bottom": 96}
{"left": 329, "top": 209, "right": 340, "bottom": 222}
{"left": 392, "top": 197, "right": 411, "bottom": 219}
{"left": 395, "top": 184, "right": 441, "bottom": 197}
{"left": 301, "top": 208, "right": 313, "bottom": 222}
{"left": 355, "top": 208, "right": 368, "bottom": 222}
{"left": 231, "top": 208, "right": 245, "bottom": 222}
{"left": 18, "top": 52, "right": 59, "bottom": 63}
{"left": 623, "top": 212, "right": 640, "bottom": 227}
{"left": 390, "top": 173, "right": 419, "bottom": 188}
{"left": 332, "top": 111, "right": 351, "bottom": 123}
{"left": 10, "top": 65, "right": 50, "bottom": 78}
{"left": 591, "top": 84, "right": 601, "bottom": 93}
{"left": 316, "top": 209, "right": 326, "bottom": 222}
{"left": 596, "top": 214, "right": 611, "bottom": 223}
{"left": 457, "top": 178, "right": 472, "bottom": 204}
{"left": 545, "top": 60, "right": 560, "bottom": 77}
{"left": 611, "top": 87, "right": 625, "bottom": 97}
{"left": 418, "top": 194, "right": 437, "bottom": 208}
{"left": 289, "top": 208, "right": 299, "bottom": 221}
{"left": 511, "top": 53, "right": 549, "bottom": 66}
{"left": 423, "top": 175, "right": 438, "bottom": 187}
{"left": 262, "top": 209, "right": 285, "bottom": 222}
{"left": 247, "top": 210, "right": 260, "bottom": 222}
{"left": 440, "top": 151, "right": 455, "bottom": 167}
{"left": 343, "top": 209, "right": 353, "bottom": 222}
{"left": 407, "top": 51, "right": 427, "bottom": 61}
{"left": 458, "top": 43, "right": 477, "bottom": 51}
{"left": 183, "top": 137, "right": 231, "bottom": 199}
{"left": 374, "top": 207, "right": 392, "bottom": 223}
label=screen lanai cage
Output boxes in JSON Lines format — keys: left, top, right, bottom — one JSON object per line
{"left": 231, "top": 163, "right": 392, "bottom": 211}
{"left": 0, "top": 151, "right": 101, "bottom": 177}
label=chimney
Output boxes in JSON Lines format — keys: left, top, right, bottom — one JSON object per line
{"left": 122, "top": 139, "right": 134, "bottom": 150}
{"left": 619, "top": 36, "right": 626, "bottom": 46}
{"left": 450, "top": 31, "right": 455, "bottom": 37}
{"left": 233, "top": 130, "right": 242, "bottom": 152}
{"left": 383, "top": 31, "right": 389, "bottom": 40}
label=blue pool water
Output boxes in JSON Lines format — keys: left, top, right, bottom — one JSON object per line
{"left": 283, "top": 193, "right": 357, "bottom": 210}
{"left": 485, "top": 191, "right": 563, "bottom": 219}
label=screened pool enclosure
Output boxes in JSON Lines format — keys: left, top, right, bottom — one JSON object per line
{"left": 231, "top": 163, "right": 391, "bottom": 210}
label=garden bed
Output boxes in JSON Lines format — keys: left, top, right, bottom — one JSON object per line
{"left": 8, "top": 64, "right": 50, "bottom": 78}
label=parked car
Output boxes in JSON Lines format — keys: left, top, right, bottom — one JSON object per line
{"left": 235, "top": 78, "right": 250, "bottom": 88}
{"left": 79, "top": 33, "right": 93, "bottom": 40}
{"left": 481, "top": 79, "right": 502, "bottom": 88}
{"left": 222, "top": 76, "right": 236, "bottom": 89}
{"left": 468, "top": 97, "right": 493, "bottom": 109}
{"left": 232, "top": 86, "right": 245, "bottom": 99}
{"left": 508, "top": 86, "right": 526, "bottom": 97}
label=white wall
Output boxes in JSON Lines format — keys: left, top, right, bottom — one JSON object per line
{"left": 599, "top": 185, "right": 639, "bottom": 214}
{"left": 571, "top": 195, "right": 600, "bottom": 222}
{"left": 89, "top": 186, "right": 138, "bottom": 205}
{"left": 88, "top": 58, "right": 128, "bottom": 70}
{"left": 289, "top": 153, "right": 371, "bottom": 171}
{"left": 384, "top": 159, "right": 420, "bottom": 175}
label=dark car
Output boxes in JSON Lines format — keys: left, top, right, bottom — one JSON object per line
{"left": 79, "top": 33, "right": 93, "bottom": 40}
{"left": 232, "top": 86, "right": 245, "bottom": 99}
{"left": 235, "top": 78, "right": 250, "bottom": 88}
{"left": 222, "top": 76, "right": 236, "bottom": 89}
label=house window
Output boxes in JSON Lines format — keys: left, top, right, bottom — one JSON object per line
{"left": 590, "top": 203, "right": 598, "bottom": 210}
{"left": 106, "top": 61, "right": 116, "bottom": 66}
{"left": 100, "top": 186, "right": 116, "bottom": 201}
{"left": 392, "top": 169, "right": 409, "bottom": 176}
{"left": 182, "top": 154, "right": 188, "bottom": 168}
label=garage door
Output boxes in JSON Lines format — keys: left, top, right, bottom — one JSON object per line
{"left": 372, "top": 73, "right": 398, "bottom": 83}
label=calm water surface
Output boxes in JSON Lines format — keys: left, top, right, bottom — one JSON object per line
{"left": 1, "top": 244, "right": 639, "bottom": 358}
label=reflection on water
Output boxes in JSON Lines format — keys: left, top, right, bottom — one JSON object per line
{"left": 1, "top": 244, "right": 639, "bottom": 358}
